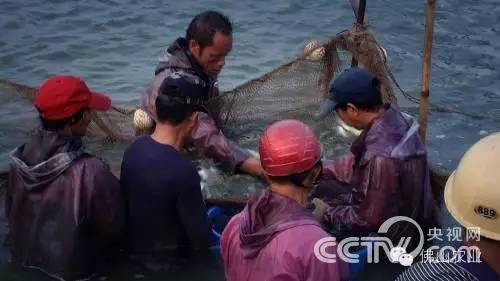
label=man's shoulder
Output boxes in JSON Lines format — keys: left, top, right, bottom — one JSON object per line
{"left": 73, "top": 154, "right": 111, "bottom": 173}
{"left": 221, "top": 212, "right": 244, "bottom": 248}
{"left": 125, "top": 136, "right": 195, "bottom": 169}
{"left": 272, "top": 224, "right": 335, "bottom": 267}
{"left": 280, "top": 223, "right": 329, "bottom": 243}
{"left": 61, "top": 155, "right": 117, "bottom": 189}
{"left": 123, "top": 136, "right": 149, "bottom": 157}
{"left": 363, "top": 106, "right": 426, "bottom": 159}
{"left": 162, "top": 149, "right": 199, "bottom": 182}
{"left": 128, "top": 135, "right": 150, "bottom": 148}
{"left": 271, "top": 223, "right": 330, "bottom": 256}
{"left": 227, "top": 212, "right": 244, "bottom": 228}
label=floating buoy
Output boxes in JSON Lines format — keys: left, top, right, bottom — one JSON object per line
{"left": 133, "top": 108, "right": 154, "bottom": 133}
{"left": 303, "top": 40, "right": 325, "bottom": 61}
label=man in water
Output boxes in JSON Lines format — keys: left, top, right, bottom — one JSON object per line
{"left": 313, "top": 67, "right": 438, "bottom": 242}
{"left": 121, "top": 75, "right": 211, "bottom": 269}
{"left": 139, "top": 10, "right": 262, "bottom": 177}
{"left": 221, "top": 119, "right": 349, "bottom": 281}
{"left": 395, "top": 133, "right": 500, "bottom": 280}
{"left": 6, "top": 76, "right": 124, "bottom": 281}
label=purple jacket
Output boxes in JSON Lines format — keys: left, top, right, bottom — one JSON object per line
{"left": 6, "top": 129, "right": 124, "bottom": 281}
{"left": 141, "top": 38, "right": 249, "bottom": 172}
{"left": 221, "top": 189, "right": 349, "bottom": 281}
{"left": 316, "top": 105, "right": 438, "bottom": 239}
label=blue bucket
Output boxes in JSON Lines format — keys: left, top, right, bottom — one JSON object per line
{"left": 348, "top": 245, "right": 369, "bottom": 276}
{"left": 207, "top": 206, "right": 224, "bottom": 245}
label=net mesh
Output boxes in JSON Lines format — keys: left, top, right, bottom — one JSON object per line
{"left": 209, "top": 24, "right": 395, "bottom": 140}
{"left": 0, "top": 23, "right": 460, "bottom": 199}
{"left": 0, "top": 24, "right": 394, "bottom": 144}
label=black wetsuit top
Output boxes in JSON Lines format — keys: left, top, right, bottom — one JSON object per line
{"left": 120, "top": 136, "right": 210, "bottom": 262}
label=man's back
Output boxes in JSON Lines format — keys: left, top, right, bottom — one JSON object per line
{"left": 121, "top": 136, "right": 210, "bottom": 260}
{"left": 6, "top": 129, "right": 123, "bottom": 280}
{"left": 221, "top": 190, "right": 349, "bottom": 281}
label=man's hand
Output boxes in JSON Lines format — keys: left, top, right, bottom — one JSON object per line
{"left": 311, "top": 198, "right": 329, "bottom": 222}
{"left": 238, "top": 157, "right": 264, "bottom": 179}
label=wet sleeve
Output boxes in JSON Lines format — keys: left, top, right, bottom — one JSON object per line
{"left": 140, "top": 71, "right": 170, "bottom": 121}
{"left": 140, "top": 80, "right": 158, "bottom": 120}
{"left": 324, "top": 156, "right": 398, "bottom": 231}
{"left": 322, "top": 153, "right": 355, "bottom": 184}
{"left": 87, "top": 159, "right": 125, "bottom": 243}
{"left": 188, "top": 112, "right": 249, "bottom": 173}
{"left": 177, "top": 170, "right": 211, "bottom": 250}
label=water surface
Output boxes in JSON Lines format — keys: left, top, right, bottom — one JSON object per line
{"left": 0, "top": 0, "right": 499, "bottom": 280}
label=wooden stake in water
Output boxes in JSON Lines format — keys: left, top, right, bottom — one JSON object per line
{"left": 351, "top": 0, "right": 366, "bottom": 67}
{"left": 418, "top": 0, "right": 436, "bottom": 143}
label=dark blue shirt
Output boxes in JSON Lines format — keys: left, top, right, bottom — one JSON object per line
{"left": 120, "top": 136, "right": 210, "bottom": 258}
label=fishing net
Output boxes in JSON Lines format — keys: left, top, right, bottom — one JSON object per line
{"left": 0, "top": 24, "right": 403, "bottom": 198}
{"left": 0, "top": 22, "right": 456, "bottom": 201}
{"left": 0, "top": 23, "right": 394, "bottom": 143}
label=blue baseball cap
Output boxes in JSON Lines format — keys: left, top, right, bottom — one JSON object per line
{"left": 317, "top": 67, "right": 382, "bottom": 119}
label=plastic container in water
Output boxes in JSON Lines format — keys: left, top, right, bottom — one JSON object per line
{"left": 348, "top": 245, "right": 369, "bottom": 276}
{"left": 207, "top": 206, "right": 224, "bottom": 245}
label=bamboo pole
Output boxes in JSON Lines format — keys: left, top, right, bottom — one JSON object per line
{"left": 351, "top": 0, "right": 367, "bottom": 67}
{"left": 418, "top": 0, "right": 436, "bottom": 143}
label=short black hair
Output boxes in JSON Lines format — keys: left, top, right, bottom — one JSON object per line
{"left": 335, "top": 101, "right": 384, "bottom": 113}
{"left": 267, "top": 162, "right": 322, "bottom": 188}
{"left": 186, "top": 11, "right": 232, "bottom": 49}
{"left": 156, "top": 91, "right": 196, "bottom": 126}
{"left": 40, "top": 110, "right": 85, "bottom": 131}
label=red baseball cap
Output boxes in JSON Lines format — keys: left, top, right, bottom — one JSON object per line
{"left": 34, "top": 75, "right": 111, "bottom": 120}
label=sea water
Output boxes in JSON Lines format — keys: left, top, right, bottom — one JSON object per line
{"left": 0, "top": 0, "right": 499, "bottom": 280}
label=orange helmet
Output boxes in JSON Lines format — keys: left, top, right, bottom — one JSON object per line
{"left": 259, "top": 120, "right": 321, "bottom": 177}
